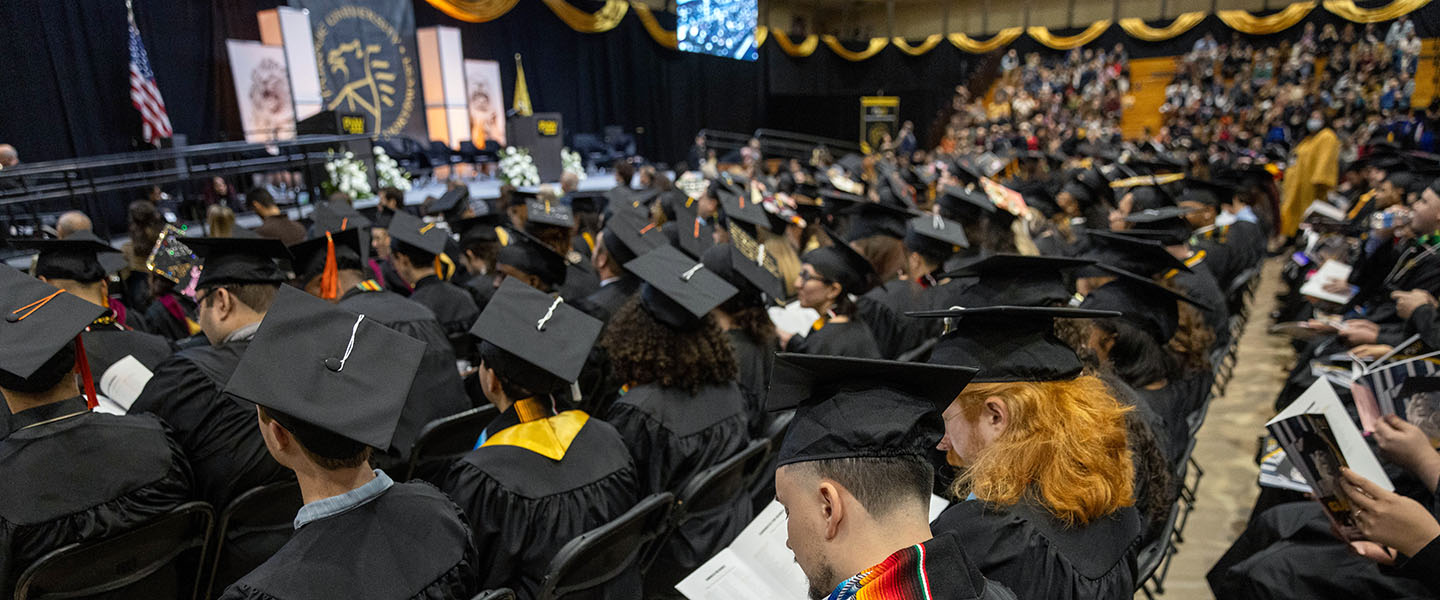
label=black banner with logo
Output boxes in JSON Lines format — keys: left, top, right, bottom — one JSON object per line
{"left": 293, "top": 0, "right": 424, "bottom": 139}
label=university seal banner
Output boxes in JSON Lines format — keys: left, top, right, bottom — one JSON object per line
{"left": 293, "top": 0, "right": 424, "bottom": 138}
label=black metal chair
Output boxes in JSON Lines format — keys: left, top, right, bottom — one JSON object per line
{"left": 426, "top": 141, "right": 465, "bottom": 171}
{"left": 405, "top": 405, "right": 500, "bottom": 481}
{"left": 472, "top": 589, "right": 517, "bottom": 600}
{"left": 537, "top": 492, "right": 676, "bottom": 600}
{"left": 749, "top": 411, "right": 794, "bottom": 513}
{"left": 204, "top": 479, "right": 303, "bottom": 598}
{"left": 14, "top": 501, "right": 214, "bottom": 600}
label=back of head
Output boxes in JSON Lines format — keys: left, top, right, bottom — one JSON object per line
{"left": 600, "top": 297, "right": 736, "bottom": 394}
{"left": 0, "top": 341, "right": 75, "bottom": 395}
{"left": 207, "top": 205, "right": 236, "bottom": 238}
{"left": 248, "top": 187, "right": 276, "bottom": 209}
{"left": 614, "top": 159, "right": 636, "bottom": 185}
{"left": 791, "top": 456, "right": 933, "bottom": 522}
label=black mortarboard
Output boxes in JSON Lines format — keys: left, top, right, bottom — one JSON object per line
{"left": 602, "top": 210, "right": 666, "bottom": 265}
{"left": 937, "top": 185, "right": 996, "bottom": 223}
{"left": 526, "top": 197, "right": 576, "bottom": 229}
{"left": 497, "top": 228, "right": 568, "bottom": 289}
{"left": 427, "top": 186, "right": 472, "bottom": 220}
{"left": 186, "top": 236, "right": 291, "bottom": 288}
{"left": 13, "top": 231, "right": 117, "bottom": 283}
{"left": 452, "top": 214, "right": 507, "bottom": 247}
{"left": 311, "top": 202, "right": 372, "bottom": 233}
{"left": 1177, "top": 179, "right": 1235, "bottom": 208}
{"left": 626, "top": 244, "right": 737, "bottom": 330}
{"left": 288, "top": 227, "right": 365, "bottom": 291}
{"left": 1121, "top": 206, "right": 1196, "bottom": 246}
{"left": 664, "top": 198, "right": 715, "bottom": 259}
{"left": 1078, "top": 264, "right": 1204, "bottom": 343}
{"left": 0, "top": 266, "right": 106, "bottom": 381}
{"left": 387, "top": 212, "right": 448, "bottom": 257}
{"left": 1081, "top": 229, "right": 1190, "bottom": 277}
{"left": 904, "top": 214, "right": 969, "bottom": 260}
{"left": 569, "top": 191, "right": 606, "bottom": 215}
{"left": 909, "top": 305, "right": 1119, "bottom": 382}
{"left": 845, "top": 201, "right": 914, "bottom": 241}
{"left": 701, "top": 243, "right": 783, "bottom": 307}
{"left": 802, "top": 231, "right": 878, "bottom": 296}
{"left": 471, "top": 278, "right": 603, "bottom": 393}
{"left": 1062, "top": 168, "right": 1113, "bottom": 208}
{"left": 940, "top": 254, "right": 1092, "bottom": 307}
{"left": 719, "top": 184, "right": 770, "bottom": 234}
{"left": 951, "top": 157, "right": 986, "bottom": 184}
{"left": 223, "top": 286, "right": 424, "bottom": 456}
{"left": 624, "top": 188, "right": 662, "bottom": 211}
{"left": 768, "top": 353, "right": 977, "bottom": 466}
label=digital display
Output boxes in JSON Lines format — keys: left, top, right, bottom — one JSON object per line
{"left": 677, "top": 0, "right": 758, "bottom": 61}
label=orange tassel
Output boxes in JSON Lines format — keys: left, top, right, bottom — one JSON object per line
{"left": 320, "top": 232, "right": 339, "bottom": 300}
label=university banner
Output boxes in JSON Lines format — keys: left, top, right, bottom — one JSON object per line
{"left": 294, "top": 0, "right": 425, "bottom": 139}
{"left": 859, "top": 96, "right": 898, "bottom": 154}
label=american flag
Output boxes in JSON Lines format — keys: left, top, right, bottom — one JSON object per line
{"left": 128, "top": 14, "right": 172, "bottom": 145}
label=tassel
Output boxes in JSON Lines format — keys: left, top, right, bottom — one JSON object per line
{"left": 435, "top": 253, "right": 457, "bottom": 281}
{"left": 74, "top": 334, "right": 98, "bottom": 409}
{"left": 320, "top": 232, "right": 340, "bottom": 300}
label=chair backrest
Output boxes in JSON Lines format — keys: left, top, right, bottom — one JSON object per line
{"left": 15, "top": 501, "right": 214, "bottom": 600}
{"left": 472, "top": 589, "right": 516, "bottom": 600}
{"left": 538, "top": 492, "right": 675, "bottom": 600}
{"left": 205, "top": 479, "right": 303, "bottom": 597}
{"left": 677, "top": 439, "right": 771, "bottom": 523}
{"left": 406, "top": 405, "right": 500, "bottom": 480}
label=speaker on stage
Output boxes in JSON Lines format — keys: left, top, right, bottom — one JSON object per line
{"left": 297, "top": 110, "right": 371, "bottom": 136}
{"left": 506, "top": 113, "right": 563, "bottom": 182}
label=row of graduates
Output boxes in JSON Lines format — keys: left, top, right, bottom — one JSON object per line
{"left": 4, "top": 143, "right": 1267, "bottom": 600}
{"left": 1207, "top": 148, "right": 1440, "bottom": 598}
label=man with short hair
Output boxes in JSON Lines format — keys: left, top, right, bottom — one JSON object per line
{"left": 578, "top": 210, "right": 663, "bottom": 322}
{"left": 0, "top": 144, "right": 18, "bottom": 168}
{"left": 248, "top": 188, "right": 305, "bottom": 245}
{"left": 54, "top": 211, "right": 92, "bottom": 239}
{"left": 387, "top": 212, "right": 480, "bottom": 360}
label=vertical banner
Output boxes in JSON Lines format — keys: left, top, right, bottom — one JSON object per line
{"left": 860, "top": 96, "right": 899, "bottom": 154}
{"left": 226, "top": 40, "right": 297, "bottom": 142}
{"left": 294, "top": 0, "right": 424, "bottom": 139}
{"left": 463, "top": 59, "right": 507, "bottom": 147}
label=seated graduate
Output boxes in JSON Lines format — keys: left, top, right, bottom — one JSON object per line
{"left": 1113, "top": 207, "right": 1231, "bottom": 348}
{"left": 577, "top": 209, "right": 666, "bottom": 323}
{"left": 218, "top": 287, "right": 477, "bottom": 599}
{"left": 1177, "top": 178, "right": 1266, "bottom": 289}
{"left": 366, "top": 210, "right": 414, "bottom": 296}
{"left": 286, "top": 225, "right": 469, "bottom": 468}
{"left": 600, "top": 245, "right": 752, "bottom": 584}
{"left": 0, "top": 267, "right": 192, "bottom": 598}
{"left": 700, "top": 241, "right": 784, "bottom": 437}
{"left": 13, "top": 232, "right": 171, "bottom": 414}
{"left": 903, "top": 214, "right": 971, "bottom": 297}
{"left": 386, "top": 211, "right": 480, "bottom": 359}
{"left": 525, "top": 193, "right": 601, "bottom": 301}
{"left": 446, "top": 214, "right": 506, "bottom": 311}
{"left": 780, "top": 235, "right": 883, "bottom": 359}
{"left": 130, "top": 237, "right": 294, "bottom": 509}
{"left": 442, "top": 278, "right": 641, "bottom": 599}
{"left": 768, "top": 353, "right": 1015, "bottom": 600}
{"left": 913, "top": 305, "right": 1142, "bottom": 600}
{"left": 934, "top": 184, "right": 1003, "bottom": 265}
{"left": 494, "top": 228, "right": 569, "bottom": 296}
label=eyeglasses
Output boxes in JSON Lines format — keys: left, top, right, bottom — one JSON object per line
{"left": 798, "top": 270, "right": 831, "bottom": 284}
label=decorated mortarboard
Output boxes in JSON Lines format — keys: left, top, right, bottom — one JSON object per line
{"left": 1078, "top": 264, "right": 1209, "bottom": 344}
{"left": 602, "top": 210, "right": 666, "bottom": 265}
{"left": 223, "top": 286, "right": 424, "bottom": 457}
{"left": 427, "top": 186, "right": 472, "bottom": 219}
{"left": 939, "top": 254, "right": 1092, "bottom": 307}
{"left": 907, "top": 305, "right": 1119, "bottom": 382}
{"left": 288, "top": 228, "right": 365, "bottom": 300}
{"left": 471, "top": 277, "right": 603, "bottom": 394}
{"left": 185, "top": 236, "right": 291, "bottom": 288}
{"left": 497, "top": 228, "right": 568, "bottom": 288}
{"left": 0, "top": 266, "right": 107, "bottom": 387}
{"left": 386, "top": 212, "right": 449, "bottom": 257}
{"left": 718, "top": 183, "right": 771, "bottom": 233}
{"left": 802, "top": 228, "right": 878, "bottom": 296}
{"left": 845, "top": 201, "right": 915, "bottom": 241}
{"left": 1120, "top": 206, "right": 1197, "bottom": 246}
{"left": 526, "top": 197, "right": 576, "bottom": 229}
{"left": 13, "top": 231, "right": 118, "bottom": 283}
{"left": 701, "top": 242, "right": 783, "bottom": 307}
{"left": 767, "top": 353, "right": 978, "bottom": 465}
{"left": 904, "top": 214, "right": 969, "bottom": 259}
{"left": 664, "top": 197, "right": 715, "bottom": 259}
{"left": 626, "top": 244, "right": 737, "bottom": 330}
{"left": 1080, "top": 229, "right": 1190, "bottom": 277}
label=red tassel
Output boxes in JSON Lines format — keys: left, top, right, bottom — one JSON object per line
{"left": 74, "top": 334, "right": 97, "bottom": 409}
{"left": 320, "top": 232, "right": 339, "bottom": 300}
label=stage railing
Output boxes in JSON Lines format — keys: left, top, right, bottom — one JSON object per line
{"left": 754, "top": 129, "right": 861, "bottom": 160}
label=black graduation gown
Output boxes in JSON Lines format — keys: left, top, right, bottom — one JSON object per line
{"left": 1195, "top": 236, "right": 1244, "bottom": 291}
{"left": 1134, "top": 385, "right": 1188, "bottom": 470}
{"left": 409, "top": 275, "right": 481, "bottom": 361}
{"left": 372, "top": 258, "right": 413, "bottom": 297}
{"left": 442, "top": 407, "right": 641, "bottom": 600}
{"left": 605, "top": 382, "right": 752, "bottom": 573}
{"left": 80, "top": 321, "right": 174, "bottom": 412}
{"left": 142, "top": 292, "right": 196, "bottom": 342}
{"left": 1166, "top": 260, "right": 1231, "bottom": 349}
{"left": 577, "top": 276, "right": 640, "bottom": 323}
{"left": 932, "top": 500, "right": 1141, "bottom": 600}
{"left": 784, "top": 320, "right": 882, "bottom": 359}
{"left": 0, "top": 398, "right": 193, "bottom": 598}
{"left": 338, "top": 286, "right": 470, "bottom": 466}
{"left": 861, "top": 279, "right": 935, "bottom": 357}
{"left": 726, "top": 329, "right": 777, "bottom": 438}
{"left": 131, "top": 338, "right": 291, "bottom": 509}
{"left": 219, "top": 481, "right": 478, "bottom": 600}
{"left": 558, "top": 261, "right": 601, "bottom": 303}
{"left": 454, "top": 271, "right": 497, "bottom": 313}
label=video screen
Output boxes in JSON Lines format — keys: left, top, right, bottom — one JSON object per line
{"left": 677, "top": 0, "right": 759, "bottom": 61}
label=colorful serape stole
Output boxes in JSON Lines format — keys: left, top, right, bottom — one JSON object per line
{"left": 827, "top": 543, "right": 932, "bottom": 600}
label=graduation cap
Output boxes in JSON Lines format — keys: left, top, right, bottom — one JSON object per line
{"left": 569, "top": 191, "right": 607, "bottom": 215}
{"left": 186, "top": 236, "right": 291, "bottom": 288}
{"left": 224, "top": 286, "right": 424, "bottom": 457}
{"left": 940, "top": 254, "right": 1092, "bottom": 307}
{"left": 526, "top": 197, "right": 576, "bottom": 229}
{"left": 718, "top": 184, "right": 770, "bottom": 234}
{"left": 908, "top": 305, "right": 1119, "bottom": 382}
{"left": 624, "top": 188, "right": 662, "bottom": 211}
{"left": 387, "top": 212, "right": 449, "bottom": 257}
{"left": 13, "top": 231, "right": 118, "bottom": 283}
{"left": 1078, "top": 264, "right": 1206, "bottom": 344}
{"left": 950, "top": 157, "right": 986, "bottom": 184}
{"left": 1060, "top": 168, "right": 1113, "bottom": 208}
{"left": 1175, "top": 178, "right": 1236, "bottom": 209}
{"left": 626, "top": 244, "right": 738, "bottom": 330}
{"left": 497, "top": 228, "right": 568, "bottom": 289}
{"left": 427, "top": 186, "right": 472, "bottom": 220}
{"left": 452, "top": 213, "right": 507, "bottom": 247}
{"left": 802, "top": 229, "right": 878, "bottom": 296}
{"left": 602, "top": 210, "right": 666, "bottom": 265}
{"left": 664, "top": 198, "right": 715, "bottom": 259}
{"left": 903, "top": 214, "right": 969, "bottom": 260}
{"left": 371, "top": 208, "right": 397, "bottom": 230}
{"left": 311, "top": 202, "right": 372, "bottom": 233}
{"left": 767, "top": 353, "right": 978, "bottom": 466}
{"left": 471, "top": 277, "right": 603, "bottom": 394}
{"left": 1081, "top": 229, "right": 1190, "bottom": 277}
{"left": 936, "top": 185, "right": 996, "bottom": 222}
{"left": 288, "top": 228, "right": 365, "bottom": 300}
{"left": 701, "top": 242, "right": 783, "bottom": 307}
{"left": 0, "top": 266, "right": 107, "bottom": 401}
{"left": 845, "top": 201, "right": 914, "bottom": 242}
{"left": 1120, "top": 206, "right": 1197, "bottom": 246}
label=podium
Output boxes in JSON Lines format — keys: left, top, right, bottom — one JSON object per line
{"left": 506, "top": 113, "right": 564, "bottom": 182}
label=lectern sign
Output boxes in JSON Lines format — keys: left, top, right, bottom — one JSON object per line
{"left": 297, "top": 0, "right": 424, "bottom": 138}
{"left": 860, "top": 96, "right": 899, "bottom": 154}
{"left": 536, "top": 119, "right": 560, "bottom": 137}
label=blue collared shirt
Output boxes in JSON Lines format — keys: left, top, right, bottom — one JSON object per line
{"left": 292, "top": 469, "right": 394, "bottom": 530}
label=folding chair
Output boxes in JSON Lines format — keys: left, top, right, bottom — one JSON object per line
{"left": 205, "top": 479, "right": 302, "bottom": 598}
{"left": 537, "top": 492, "right": 675, "bottom": 600}
{"left": 405, "top": 405, "right": 500, "bottom": 481}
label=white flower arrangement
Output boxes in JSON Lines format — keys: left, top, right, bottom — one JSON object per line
{"left": 322, "top": 150, "right": 372, "bottom": 199}
{"left": 498, "top": 146, "right": 541, "bottom": 187}
{"left": 372, "top": 146, "right": 411, "bottom": 191}
{"left": 561, "top": 147, "right": 585, "bottom": 178}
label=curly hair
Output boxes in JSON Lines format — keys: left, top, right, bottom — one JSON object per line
{"left": 1157, "top": 278, "right": 1216, "bottom": 377}
{"left": 601, "top": 297, "right": 738, "bottom": 395}
{"left": 951, "top": 375, "right": 1135, "bottom": 526}
{"left": 721, "top": 300, "right": 777, "bottom": 347}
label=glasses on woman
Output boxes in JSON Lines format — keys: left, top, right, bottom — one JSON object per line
{"left": 798, "top": 270, "right": 831, "bottom": 284}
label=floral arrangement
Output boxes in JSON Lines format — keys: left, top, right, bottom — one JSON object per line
{"left": 321, "top": 150, "right": 372, "bottom": 199}
{"left": 498, "top": 146, "right": 541, "bottom": 187}
{"left": 372, "top": 146, "right": 411, "bottom": 191}
{"left": 561, "top": 147, "right": 585, "bottom": 178}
